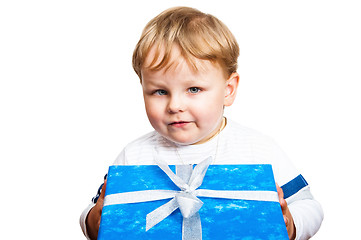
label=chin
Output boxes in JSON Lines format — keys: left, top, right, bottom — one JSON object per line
{"left": 170, "top": 139, "right": 195, "bottom": 145}
{"left": 165, "top": 136, "right": 199, "bottom": 145}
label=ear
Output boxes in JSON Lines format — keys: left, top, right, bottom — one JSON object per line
{"left": 224, "top": 72, "right": 239, "bottom": 107}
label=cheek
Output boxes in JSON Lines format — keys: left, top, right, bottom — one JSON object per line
{"left": 144, "top": 101, "right": 156, "bottom": 117}
{"left": 191, "top": 95, "right": 224, "bottom": 119}
{"left": 144, "top": 99, "right": 163, "bottom": 124}
{"left": 202, "top": 91, "right": 224, "bottom": 108}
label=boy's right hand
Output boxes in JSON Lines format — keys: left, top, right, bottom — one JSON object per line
{"left": 86, "top": 180, "right": 106, "bottom": 240}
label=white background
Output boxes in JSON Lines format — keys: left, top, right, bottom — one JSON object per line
{"left": 1, "top": 0, "right": 360, "bottom": 239}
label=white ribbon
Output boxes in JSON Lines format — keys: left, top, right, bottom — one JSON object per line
{"left": 103, "top": 157, "right": 279, "bottom": 240}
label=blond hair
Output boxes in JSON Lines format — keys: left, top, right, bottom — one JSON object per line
{"left": 132, "top": 6, "right": 239, "bottom": 80}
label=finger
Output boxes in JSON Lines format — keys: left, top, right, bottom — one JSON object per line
{"left": 276, "top": 183, "right": 284, "bottom": 199}
{"left": 279, "top": 197, "right": 288, "bottom": 214}
{"left": 99, "top": 179, "right": 107, "bottom": 200}
{"left": 284, "top": 215, "right": 289, "bottom": 227}
{"left": 94, "top": 180, "right": 107, "bottom": 213}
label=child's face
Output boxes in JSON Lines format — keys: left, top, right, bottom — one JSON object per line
{"left": 141, "top": 46, "right": 239, "bottom": 145}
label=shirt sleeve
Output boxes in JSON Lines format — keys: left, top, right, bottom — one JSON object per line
{"left": 80, "top": 147, "right": 127, "bottom": 238}
{"left": 79, "top": 203, "right": 95, "bottom": 240}
{"left": 289, "top": 193, "right": 324, "bottom": 240}
{"left": 113, "top": 148, "right": 126, "bottom": 165}
{"left": 281, "top": 177, "right": 324, "bottom": 240}
{"left": 79, "top": 176, "right": 107, "bottom": 239}
{"left": 267, "top": 136, "right": 324, "bottom": 239}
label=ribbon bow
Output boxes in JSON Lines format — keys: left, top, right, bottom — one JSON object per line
{"left": 145, "top": 156, "right": 213, "bottom": 240}
{"left": 103, "top": 157, "right": 279, "bottom": 240}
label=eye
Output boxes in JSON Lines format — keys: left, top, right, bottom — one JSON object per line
{"left": 188, "top": 87, "right": 201, "bottom": 94}
{"left": 154, "top": 89, "right": 168, "bottom": 96}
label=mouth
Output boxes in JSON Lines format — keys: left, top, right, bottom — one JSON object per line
{"left": 168, "top": 121, "right": 191, "bottom": 128}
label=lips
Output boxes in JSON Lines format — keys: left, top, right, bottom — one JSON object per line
{"left": 168, "top": 121, "right": 191, "bottom": 128}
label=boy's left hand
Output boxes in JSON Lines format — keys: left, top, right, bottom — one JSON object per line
{"left": 277, "top": 184, "right": 296, "bottom": 240}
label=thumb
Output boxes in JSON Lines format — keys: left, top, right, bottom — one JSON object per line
{"left": 94, "top": 180, "right": 107, "bottom": 211}
{"left": 276, "top": 183, "right": 284, "bottom": 200}
{"left": 98, "top": 179, "right": 107, "bottom": 202}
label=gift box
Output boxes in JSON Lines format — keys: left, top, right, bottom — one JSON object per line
{"left": 98, "top": 159, "right": 288, "bottom": 240}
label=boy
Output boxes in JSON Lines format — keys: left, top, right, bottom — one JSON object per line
{"left": 80, "top": 6, "right": 323, "bottom": 240}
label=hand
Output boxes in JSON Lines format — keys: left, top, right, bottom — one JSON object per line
{"left": 277, "top": 183, "right": 296, "bottom": 240}
{"left": 86, "top": 180, "right": 107, "bottom": 240}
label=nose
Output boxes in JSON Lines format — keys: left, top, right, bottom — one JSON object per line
{"left": 167, "top": 94, "right": 185, "bottom": 113}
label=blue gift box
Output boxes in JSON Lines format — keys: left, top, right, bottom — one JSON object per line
{"left": 98, "top": 163, "right": 288, "bottom": 240}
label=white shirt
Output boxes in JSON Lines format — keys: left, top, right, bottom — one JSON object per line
{"left": 80, "top": 119, "right": 323, "bottom": 240}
